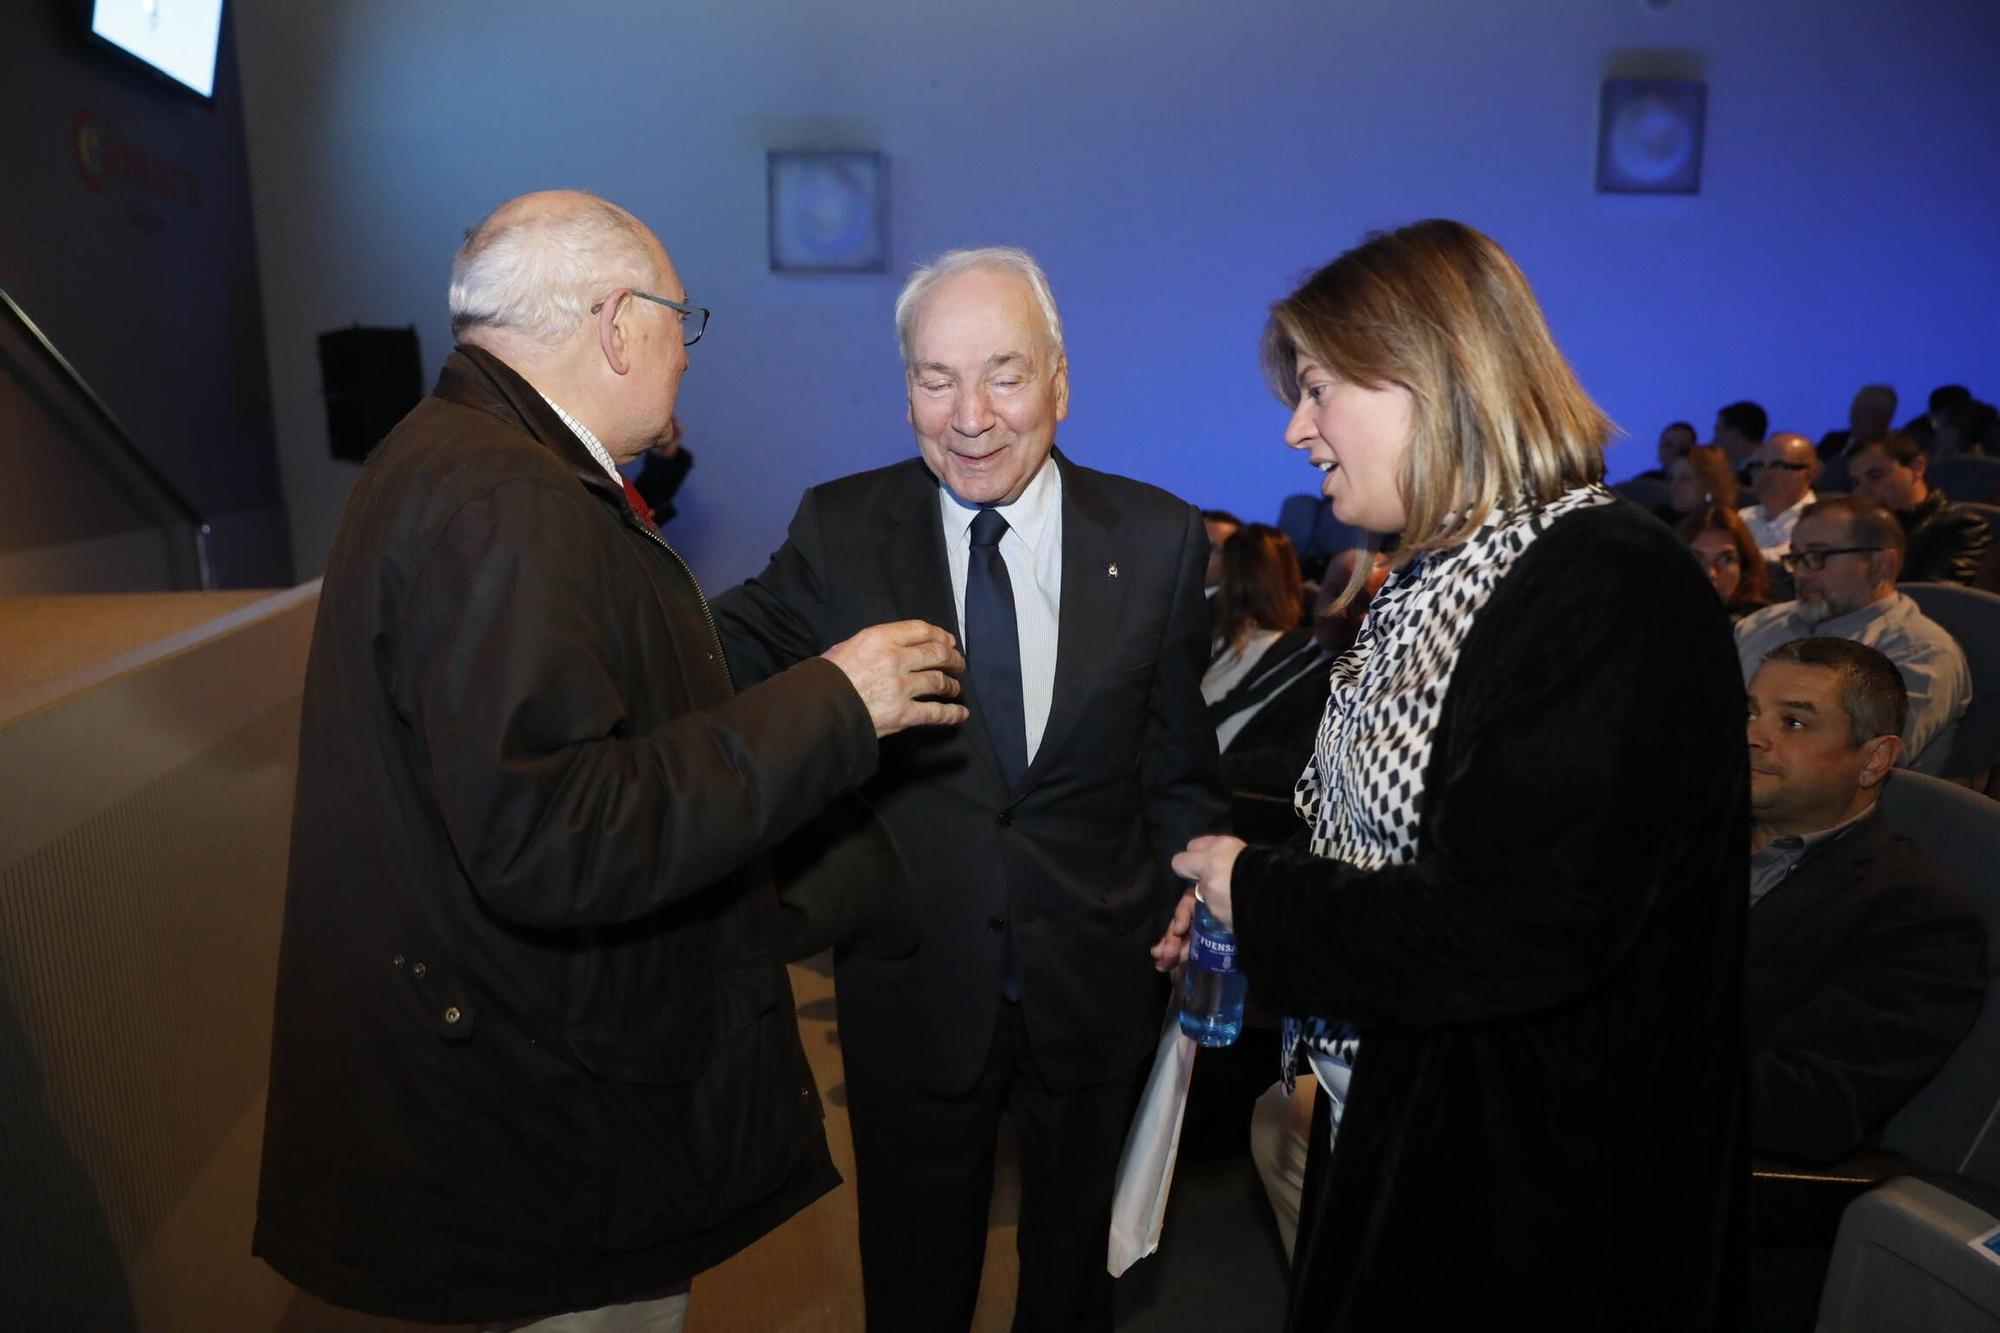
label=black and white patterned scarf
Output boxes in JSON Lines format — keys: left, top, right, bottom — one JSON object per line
{"left": 1281, "top": 483, "right": 1618, "bottom": 1086}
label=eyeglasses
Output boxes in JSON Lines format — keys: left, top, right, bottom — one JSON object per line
{"left": 1780, "top": 546, "right": 1880, "bottom": 573}
{"left": 1746, "top": 460, "right": 1812, "bottom": 473}
{"left": 590, "top": 289, "right": 709, "bottom": 346}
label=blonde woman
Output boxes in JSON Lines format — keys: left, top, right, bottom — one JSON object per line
{"left": 1156, "top": 221, "right": 1746, "bottom": 1330}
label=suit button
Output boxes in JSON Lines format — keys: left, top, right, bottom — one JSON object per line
{"left": 987, "top": 916, "right": 1007, "bottom": 933}
{"left": 998, "top": 812, "right": 1014, "bottom": 827}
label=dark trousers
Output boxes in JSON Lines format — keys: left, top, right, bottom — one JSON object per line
{"left": 845, "top": 1002, "right": 1148, "bottom": 1333}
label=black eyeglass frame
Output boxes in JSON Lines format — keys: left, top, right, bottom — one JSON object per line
{"left": 589, "top": 288, "right": 709, "bottom": 346}
{"left": 1745, "top": 460, "right": 1813, "bottom": 473}
{"left": 1779, "top": 546, "right": 1882, "bottom": 573}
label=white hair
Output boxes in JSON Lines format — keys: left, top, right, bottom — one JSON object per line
{"left": 448, "top": 194, "right": 659, "bottom": 348}
{"left": 893, "top": 246, "right": 1064, "bottom": 366}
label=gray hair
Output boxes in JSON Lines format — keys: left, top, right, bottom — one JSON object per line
{"left": 448, "top": 194, "right": 660, "bottom": 348}
{"left": 893, "top": 246, "right": 1064, "bottom": 366}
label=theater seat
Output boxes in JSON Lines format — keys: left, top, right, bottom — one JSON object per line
{"left": 1929, "top": 457, "right": 2000, "bottom": 507}
{"left": 1812, "top": 771, "right": 2000, "bottom": 1330}
{"left": 1900, "top": 583, "right": 2000, "bottom": 781}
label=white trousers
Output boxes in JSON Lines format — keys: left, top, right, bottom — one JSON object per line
{"left": 482, "top": 1290, "right": 689, "bottom": 1333}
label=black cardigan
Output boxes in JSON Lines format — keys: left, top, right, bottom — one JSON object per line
{"left": 1232, "top": 501, "right": 1749, "bottom": 1331}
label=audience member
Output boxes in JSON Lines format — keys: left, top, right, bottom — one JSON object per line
{"left": 1744, "top": 637, "right": 1986, "bottom": 1164}
{"left": 1716, "top": 399, "right": 1770, "bottom": 471}
{"left": 1637, "top": 420, "right": 1699, "bottom": 482}
{"left": 1847, "top": 431, "right": 1992, "bottom": 584}
{"left": 1741, "top": 432, "right": 1821, "bottom": 560}
{"left": 1905, "top": 384, "right": 1972, "bottom": 453}
{"left": 1311, "top": 546, "right": 1391, "bottom": 658}
{"left": 1205, "top": 522, "right": 1305, "bottom": 701}
{"left": 1736, "top": 497, "right": 1972, "bottom": 774}
{"left": 1678, "top": 505, "right": 1773, "bottom": 619}
{"left": 1212, "top": 548, "right": 1387, "bottom": 843}
{"left": 1937, "top": 397, "right": 1999, "bottom": 460}
{"left": 1816, "top": 383, "right": 1898, "bottom": 461}
{"left": 627, "top": 411, "right": 695, "bottom": 524}
{"left": 1202, "top": 508, "right": 1243, "bottom": 592}
{"left": 1659, "top": 443, "right": 1742, "bottom": 525}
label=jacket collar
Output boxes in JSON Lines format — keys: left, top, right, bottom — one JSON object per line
{"left": 878, "top": 447, "right": 1125, "bottom": 798}
{"left": 1747, "top": 809, "right": 1890, "bottom": 963}
{"left": 432, "top": 344, "right": 628, "bottom": 511}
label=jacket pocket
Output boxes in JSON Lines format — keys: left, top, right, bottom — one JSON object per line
{"left": 564, "top": 954, "right": 775, "bottom": 1084}
{"left": 580, "top": 963, "right": 822, "bottom": 1250}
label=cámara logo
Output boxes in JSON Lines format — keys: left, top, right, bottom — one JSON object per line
{"left": 72, "top": 109, "right": 200, "bottom": 207}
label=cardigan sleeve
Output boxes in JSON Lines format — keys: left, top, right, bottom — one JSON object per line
{"left": 1230, "top": 514, "right": 1749, "bottom": 1028}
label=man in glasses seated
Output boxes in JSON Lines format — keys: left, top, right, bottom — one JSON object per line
{"left": 1736, "top": 497, "right": 1971, "bottom": 774}
{"left": 1739, "top": 432, "right": 1822, "bottom": 562}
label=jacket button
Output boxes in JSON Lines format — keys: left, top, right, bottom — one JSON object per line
{"left": 412, "top": 962, "right": 427, "bottom": 978}
{"left": 391, "top": 955, "right": 405, "bottom": 969}
{"left": 998, "top": 812, "right": 1014, "bottom": 827}
{"left": 987, "top": 916, "right": 1007, "bottom": 933}
{"left": 443, "top": 1007, "right": 462, "bottom": 1025}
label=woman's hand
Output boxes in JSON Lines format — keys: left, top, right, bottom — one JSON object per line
{"left": 1176, "top": 834, "right": 1246, "bottom": 919}
{"left": 1151, "top": 835, "right": 1247, "bottom": 972}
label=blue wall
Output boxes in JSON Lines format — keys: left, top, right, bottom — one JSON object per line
{"left": 236, "top": 0, "right": 2000, "bottom": 588}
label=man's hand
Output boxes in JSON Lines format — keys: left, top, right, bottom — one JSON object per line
{"left": 823, "top": 620, "right": 969, "bottom": 737}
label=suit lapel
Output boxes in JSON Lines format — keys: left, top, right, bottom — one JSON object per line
{"left": 1020, "top": 452, "right": 1127, "bottom": 793}
{"left": 1746, "top": 818, "right": 1886, "bottom": 964}
{"left": 878, "top": 463, "right": 1011, "bottom": 792}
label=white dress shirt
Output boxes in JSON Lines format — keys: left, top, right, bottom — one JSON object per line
{"left": 537, "top": 392, "right": 623, "bottom": 486}
{"left": 1740, "top": 490, "right": 1817, "bottom": 560}
{"left": 939, "top": 458, "right": 1063, "bottom": 764}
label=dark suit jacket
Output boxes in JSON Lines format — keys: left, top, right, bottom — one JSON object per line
{"left": 1747, "top": 812, "right": 1987, "bottom": 1163}
{"left": 714, "top": 450, "right": 1227, "bottom": 1095}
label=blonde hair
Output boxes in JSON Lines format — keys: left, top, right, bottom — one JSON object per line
{"left": 1261, "top": 220, "right": 1612, "bottom": 572}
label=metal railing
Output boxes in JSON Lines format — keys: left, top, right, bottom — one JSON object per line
{"left": 0, "top": 284, "right": 214, "bottom": 589}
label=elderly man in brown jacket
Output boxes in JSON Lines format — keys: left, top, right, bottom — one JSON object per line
{"left": 253, "top": 190, "right": 965, "bottom": 1330}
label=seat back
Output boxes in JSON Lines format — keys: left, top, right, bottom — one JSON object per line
{"left": 1612, "top": 476, "right": 1668, "bottom": 512}
{"left": 1273, "top": 494, "right": 1363, "bottom": 569}
{"left": 1876, "top": 771, "right": 2000, "bottom": 1185}
{"left": 1900, "top": 584, "right": 2000, "bottom": 779}
{"left": 1929, "top": 457, "right": 2000, "bottom": 506}
{"left": 1274, "top": 494, "right": 1321, "bottom": 555}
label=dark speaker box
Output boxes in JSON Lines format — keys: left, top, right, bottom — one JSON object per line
{"left": 319, "top": 326, "right": 423, "bottom": 462}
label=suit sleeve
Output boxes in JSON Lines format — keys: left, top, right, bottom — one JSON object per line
{"left": 711, "top": 487, "right": 833, "bottom": 688}
{"left": 1141, "top": 505, "right": 1231, "bottom": 881}
{"left": 403, "top": 477, "right": 877, "bottom": 929}
{"left": 1229, "top": 535, "right": 1746, "bottom": 1027}
{"left": 1753, "top": 879, "right": 1986, "bottom": 1162}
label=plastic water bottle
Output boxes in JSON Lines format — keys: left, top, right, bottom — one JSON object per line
{"left": 1179, "top": 898, "right": 1247, "bottom": 1047}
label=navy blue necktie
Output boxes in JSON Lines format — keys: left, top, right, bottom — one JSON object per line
{"left": 966, "top": 509, "right": 1028, "bottom": 791}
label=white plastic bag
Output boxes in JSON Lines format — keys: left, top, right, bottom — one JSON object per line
{"left": 1106, "top": 1007, "right": 1198, "bottom": 1276}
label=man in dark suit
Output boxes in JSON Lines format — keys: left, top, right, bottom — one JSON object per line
{"left": 1744, "top": 636, "right": 1986, "bottom": 1164}
{"left": 714, "top": 247, "right": 1226, "bottom": 1331}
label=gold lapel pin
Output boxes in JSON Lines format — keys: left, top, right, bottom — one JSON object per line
{"left": 1107, "top": 563, "right": 1119, "bottom": 578}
